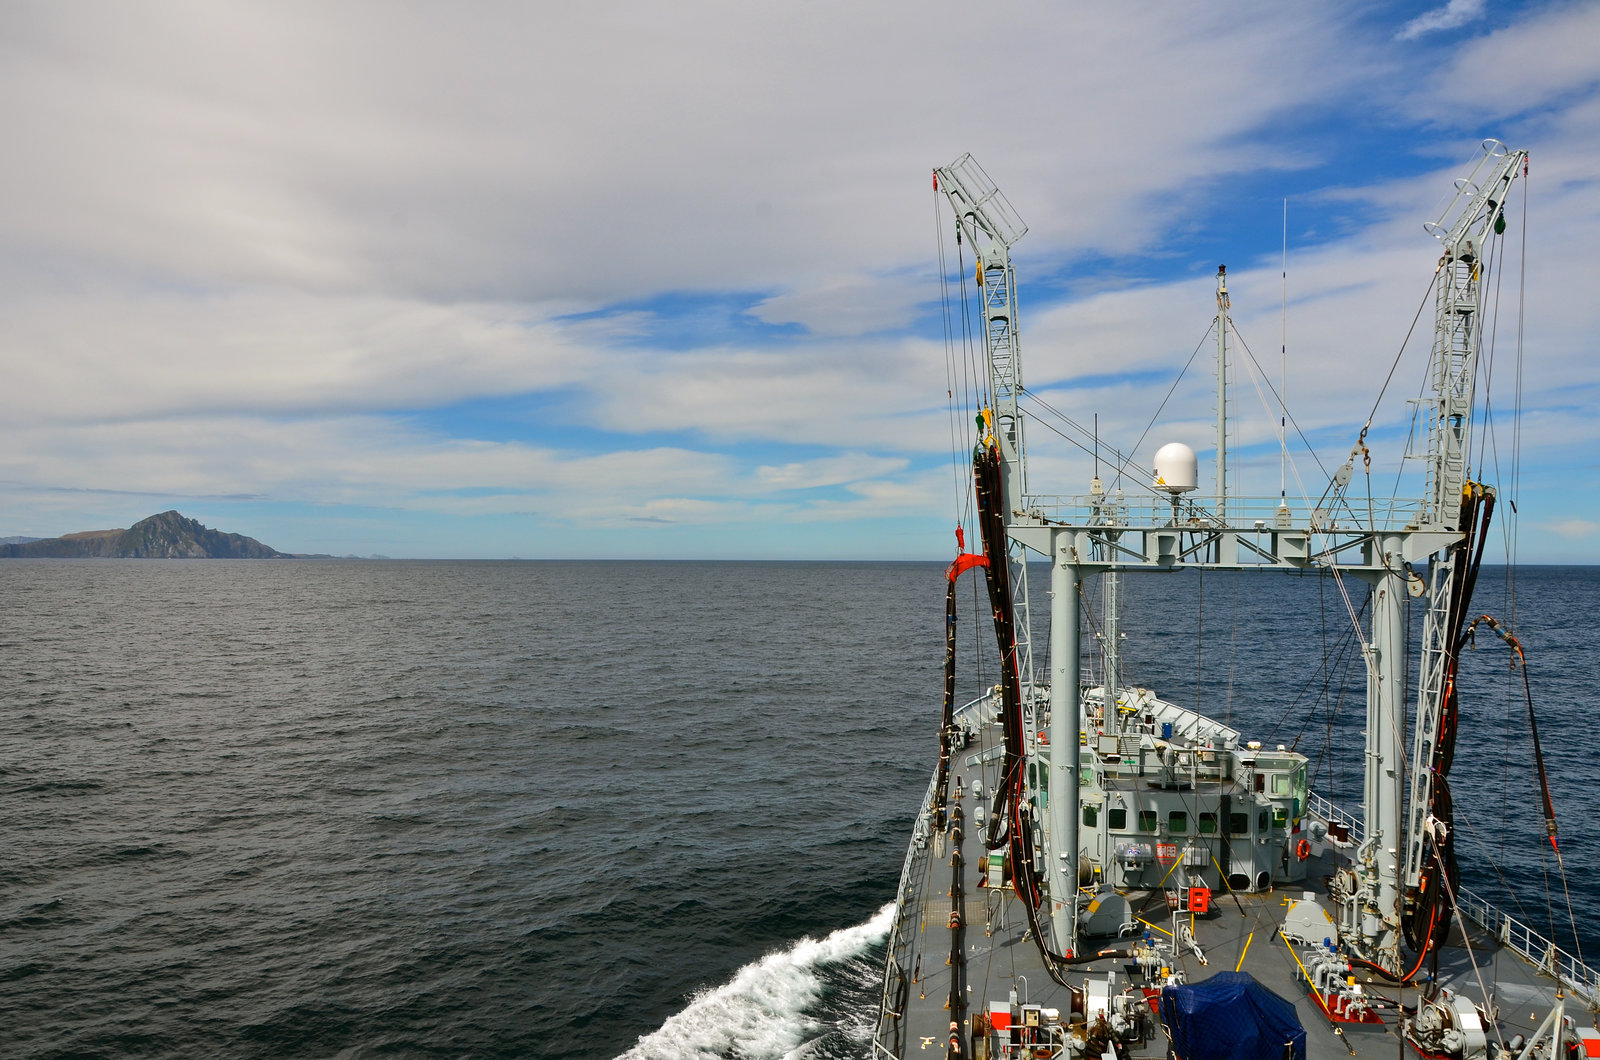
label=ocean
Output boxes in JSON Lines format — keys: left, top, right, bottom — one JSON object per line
{"left": 2, "top": 560, "right": 1594, "bottom": 1059}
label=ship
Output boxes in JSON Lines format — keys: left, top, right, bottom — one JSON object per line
{"left": 873, "top": 145, "right": 1593, "bottom": 1060}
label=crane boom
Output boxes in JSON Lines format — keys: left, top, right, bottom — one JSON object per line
{"left": 934, "top": 155, "right": 1037, "bottom": 687}
{"left": 1403, "top": 142, "right": 1527, "bottom": 910}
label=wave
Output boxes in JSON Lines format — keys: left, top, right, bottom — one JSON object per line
{"left": 616, "top": 902, "right": 894, "bottom": 1060}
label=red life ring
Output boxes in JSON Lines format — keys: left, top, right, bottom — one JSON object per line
{"left": 1296, "top": 838, "right": 1311, "bottom": 860}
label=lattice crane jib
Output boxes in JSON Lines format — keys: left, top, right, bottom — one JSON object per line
{"left": 935, "top": 155, "right": 1037, "bottom": 685}
{"left": 1402, "top": 142, "right": 1527, "bottom": 906}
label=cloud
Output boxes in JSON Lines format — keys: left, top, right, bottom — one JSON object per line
{"left": 0, "top": 3, "right": 1367, "bottom": 306}
{"left": 1, "top": 3, "right": 1598, "bottom": 557}
{"left": 1545, "top": 518, "right": 1599, "bottom": 540}
{"left": 1396, "top": 0, "right": 1486, "bottom": 41}
{"left": 754, "top": 454, "right": 909, "bottom": 491}
{"left": 747, "top": 274, "right": 926, "bottom": 336}
{"left": 1404, "top": 3, "right": 1600, "bottom": 119}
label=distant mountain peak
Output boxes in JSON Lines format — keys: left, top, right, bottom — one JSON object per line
{"left": 0, "top": 512, "right": 289, "bottom": 559}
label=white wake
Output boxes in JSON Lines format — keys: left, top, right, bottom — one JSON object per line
{"left": 617, "top": 902, "right": 895, "bottom": 1060}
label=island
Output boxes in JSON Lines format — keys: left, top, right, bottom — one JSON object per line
{"left": 0, "top": 511, "right": 290, "bottom": 559}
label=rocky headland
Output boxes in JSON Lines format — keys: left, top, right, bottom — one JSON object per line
{"left": 0, "top": 511, "right": 290, "bottom": 559}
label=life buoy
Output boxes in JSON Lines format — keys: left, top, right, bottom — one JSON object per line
{"left": 1296, "top": 838, "right": 1311, "bottom": 861}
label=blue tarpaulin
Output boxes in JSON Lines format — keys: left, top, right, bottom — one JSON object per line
{"left": 1160, "top": 972, "right": 1307, "bottom": 1060}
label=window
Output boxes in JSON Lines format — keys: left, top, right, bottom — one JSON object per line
{"left": 1272, "top": 774, "right": 1291, "bottom": 796}
{"left": 1258, "top": 810, "right": 1270, "bottom": 831}
{"left": 1228, "top": 812, "right": 1249, "bottom": 835}
{"left": 1273, "top": 808, "right": 1288, "bottom": 830}
{"left": 1109, "top": 808, "right": 1127, "bottom": 830}
{"left": 1138, "top": 810, "right": 1158, "bottom": 832}
{"left": 1199, "top": 812, "right": 1218, "bottom": 834}
{"left": 1168, "top": 811, "right": 1188, "bottom": 833}
{"left": 1083, "top": 805, "right": 1098, "bottom": 827}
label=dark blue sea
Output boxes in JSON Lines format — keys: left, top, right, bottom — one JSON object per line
{"left": 2, "top": 560, "right": 1594, "bottom": 1059}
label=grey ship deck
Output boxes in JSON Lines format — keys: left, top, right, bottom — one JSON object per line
{"left": 875, "top": 706, "right": 1582, "bottom": 1060}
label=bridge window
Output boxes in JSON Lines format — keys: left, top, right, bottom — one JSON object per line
{"left": 1168, "top": 811, "right": 1188, "bottom": 834}
{"left": 1138, "top": 810, "right": 1158, "bottom": 832}
{"left": 1198, "top": 813, "right": 1218, "bottom": 834}
{"left": 1228, "top": 812, "right": 1249, "bottom": 835}
{"left": 1083, "top": 806, "right": 1098, "bottom": 827}
{"left": 1109, "top": 808, "right": 1126, "bottom": 830}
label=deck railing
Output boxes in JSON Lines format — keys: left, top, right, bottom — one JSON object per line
{"left": 876, "top": 767, "right": 940, "bottom": 1033}
{"left": 1307, "top": 791, "right": 1600, "bottom": 1010}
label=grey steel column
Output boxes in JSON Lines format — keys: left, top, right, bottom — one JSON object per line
{"left": 1048, "top": 532, "right": 1080, "bottom": 954}
{"left": 1363, "top": 539, "right": 1407, "bottom": 965}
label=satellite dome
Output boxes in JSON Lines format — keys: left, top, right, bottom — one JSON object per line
{"left": 1153, "top": 442, "right": 1198, "bottom": 494}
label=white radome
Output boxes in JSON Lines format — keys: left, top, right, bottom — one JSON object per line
{"left": 1152, "top": 442, "right": 1198, "bottom": 494}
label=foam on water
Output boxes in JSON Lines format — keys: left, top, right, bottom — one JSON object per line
{"left": 617, "top": 903, "right": 895, "bottom": 1060}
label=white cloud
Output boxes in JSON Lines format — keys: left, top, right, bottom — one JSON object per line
{"left": 0, "top": 3, "right": 1365, "bottom": 305}
{"left": 1396, "top": 0, "right": 1486, "bottom": 41}
{"left": 0, "top": 3, "right": 1597, "bottom": 556}
{"left": 1545, "top": 518, "right": 1600, "bottom": 540}
{"left": 1404, "top": 3, "right": 1600, "bottom": 118}
{"left": 0, "top": 290, "right": 585, "bottom": 426}
{"left": 747, "top": 274, "right": 926, "bottom": 336}
{"left": 755, "top": 455, "right": 909, "bottom": 491}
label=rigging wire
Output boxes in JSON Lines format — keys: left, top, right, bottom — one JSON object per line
{"left": 1359, "top": 265, "right": 1443, "bottom": 439}
{"left": 1477, "top": 223, "right": 1504, "bottom": 480}
{"left": 1017, "top": 388, "right": 1143, "bottom": 486}
{"left": 1111, "top": 322, "right": 1216, "bottom": 493}
{"left": 936, "top": 184, "right": 969, "bottom": 532}
{"left": 1509, "top": 169, "right": 1528, "bottom": 623}
{"left": 1018, "top": 394, "right": 1153, "bottom": 499}
{"left": 1228, "top": 323, "right": 1328, "bottom": 513}
{"left": 1273, "top": 586, "right": 1365, "bottom": 753}
{"left": 1227, "top": 322, "right": 1337, "bottom": 487}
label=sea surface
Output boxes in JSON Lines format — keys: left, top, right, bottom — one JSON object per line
{"left": 1, "top": 560, "right": 1595, "bottom": 1059}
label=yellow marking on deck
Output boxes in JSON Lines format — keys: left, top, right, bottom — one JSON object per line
{"left": 1235, "top": 931, "right": 1254, "bottom": 971}
{"left": 1136, "top": 917, "right": 1173, "bottom": 937}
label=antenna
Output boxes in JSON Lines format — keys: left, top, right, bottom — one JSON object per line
{"left": 1280, "top": 199, "right": 1288, "bottom": 507}
{"left": 1215, "top": 265, "right": 1229, "bottom": 521}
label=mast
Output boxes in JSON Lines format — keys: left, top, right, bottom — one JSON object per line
{"left": 1215, "top": 265, "right": 1230, "bottom": 521}
{"left": 1048, "top": 548, "right": 1081, "bottom": 951}
{"left": 1102, "top": 567, "right": 1120, "bottom": 734}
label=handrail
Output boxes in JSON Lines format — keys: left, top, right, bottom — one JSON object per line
{"left": 1022, "top": 493, "right": 1425, "bottom": 533}
{"left": 876, "top": 764, "right": 941, "bottom": 1029}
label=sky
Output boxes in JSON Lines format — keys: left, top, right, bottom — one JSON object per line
{"left": 1, "top": 0, "right": 1597, "bottom": 560}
